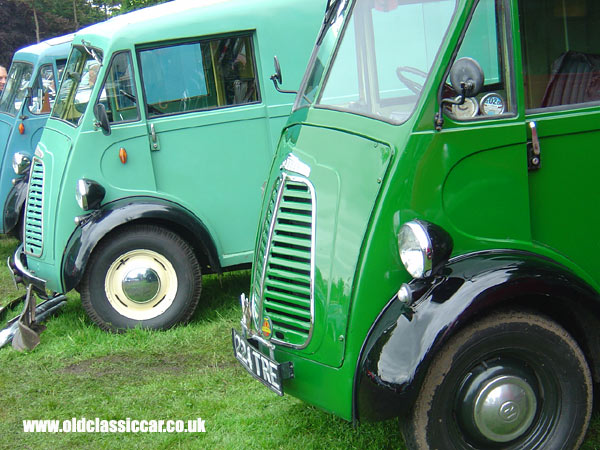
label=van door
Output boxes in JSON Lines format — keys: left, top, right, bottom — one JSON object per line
{"left": 89, "top": 50, "right": 156, "bottom": 195}
{"left": 137, "top": 33, "right": 271, "bottom": 265}
{"left": 519, "top": 0, "right": 600, "bottom": 284}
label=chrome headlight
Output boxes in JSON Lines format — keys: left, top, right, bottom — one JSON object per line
{"left": 75, "top": 178, "right": 105, "bottom": 211}
{"left": 398, "top": 220, "right": 453, "bottom": 278}
{"left": 12, "top": 153, "right": 31, "bottom": 175}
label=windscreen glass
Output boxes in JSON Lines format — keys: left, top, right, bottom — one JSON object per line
{"left": 305, "top": 0, "right": 456, "bottom": 123}
{"left": 52, "top": 46, "right": 102, "bottom": 126}
{"left": 0, "top": 62, "right": 34, "bottom": 116}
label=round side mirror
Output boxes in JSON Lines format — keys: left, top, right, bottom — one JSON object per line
{"left": 273, "top": 56, "right": 283, "bottom": 85}
{"left": 93, "top": 103, "right": 111, "bottom": 136}
{"left": 449, "top": 57, "right": 484, "bottom": 97}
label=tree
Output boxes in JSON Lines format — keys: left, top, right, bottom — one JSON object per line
{"left": 120, "top": 0, "right": 170, "bottom": 13}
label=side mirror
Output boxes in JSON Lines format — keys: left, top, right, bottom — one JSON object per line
{"left": 435, "top": 57, "right": 484, "bottom": 131}
{"left": 270, "top": 56, "right": 296, "bottom": 95}
{"left": 93, "top": 103, "right": 111, "bottom": 136}
{"left": 449, "top": 57, "right": 484, "bottom": 98}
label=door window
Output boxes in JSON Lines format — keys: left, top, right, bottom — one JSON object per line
{"left": 29, "top": 64, "right": 56, "bottom": 115}
{"left": 520, "top": 0, "right": 600, "bottom": 110}
{"left": 97, "top": 51, "right": 139, "bottom": 123}
{"left": 441, "top": 0, "right": 514, "bottom": 121}
{"left": 139, "top": 34, "right": 259, "bottom": 118}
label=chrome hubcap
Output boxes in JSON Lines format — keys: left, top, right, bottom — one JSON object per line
{"left": 122, "top": 268, "right": 161, "bottom": 303}
{"left": 105, "top": 249, "right": 178, "bottom": 320}
{"left": 473, "top": 375, "right": 537, "bottom": 442}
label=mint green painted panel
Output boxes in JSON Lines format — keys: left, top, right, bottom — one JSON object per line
{"left": 148, "top": 105, "right": 270, "bottom": 262}
{"left": 23, "top": 0, "right": 326, "bottom": 293}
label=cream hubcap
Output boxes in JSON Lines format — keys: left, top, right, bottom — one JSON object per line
{"left": 105, "top": 249, "right": 178, "bottom": 320}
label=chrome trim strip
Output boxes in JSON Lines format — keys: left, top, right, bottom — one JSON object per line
{"left": 257, "top": 173, "right": 288, "bottom": 325}
{"left": 23, "top": 157, "right": 44, "bottom": 257}
{"left": 266, "top": 173, "right": 316, "bottom": 350}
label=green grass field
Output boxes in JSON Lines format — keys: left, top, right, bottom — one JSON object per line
{"left": 0, "top": 236, "right": 598, "bottom": 449}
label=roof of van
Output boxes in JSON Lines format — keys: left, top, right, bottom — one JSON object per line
{"left": 12, "top": 33, "right": 74, "bottom": 61}
{"left": 74, "top": 0, "right": 323, "bottom": 48}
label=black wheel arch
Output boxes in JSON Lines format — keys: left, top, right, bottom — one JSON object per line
{"left": 353, "top": 250, "right": 600, "bottom": 423}
{"left": 61, "top": 196, "right": 221, "bottom": 292}
{"left": 3, "top": 176, "right": 28, "bottom": 237}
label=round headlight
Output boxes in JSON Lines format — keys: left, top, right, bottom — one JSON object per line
{"left": 398, "top": 220, "right": 453, "bottom": 279}
{"left": 398, "top": 221, "right": 432, "bottom": 278}
{"left": 75, "top": 178, "right": 105, "bottom": 211}
{"left": 12, "top": 153, "right": 31, "bottom": 175}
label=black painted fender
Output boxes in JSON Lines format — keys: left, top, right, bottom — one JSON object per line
{"left": 354, "top": 251, "right": 600, "bottom": 422}
{"left": 61, "top": 197, "right": 220, "bottom": 292}
{"left": 3, "top": 176, "right": 28, "bottom": 236}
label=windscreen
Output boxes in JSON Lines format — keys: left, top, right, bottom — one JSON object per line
{"left": 52, "top": 46, "right": 102, "bottom": 126}
{"left": 298, "top": 0, "right": 456, "bottom": 124}
{"left": 0, "top": 62, "right": 34, "bottom": 116}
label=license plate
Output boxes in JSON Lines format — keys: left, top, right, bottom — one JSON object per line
{"left": 232, "top": 328, "right": 284, "bottom": 396}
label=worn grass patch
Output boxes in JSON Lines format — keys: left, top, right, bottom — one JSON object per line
{"left": 0, "top": 236, "right": 597, "bottom": 448}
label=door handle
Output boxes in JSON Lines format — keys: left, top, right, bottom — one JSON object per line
{"left": 527, "top": 121, "right": 541, "bottom": 171}
{"left": 150, "top": 123, "right": 160, "bottom": 151}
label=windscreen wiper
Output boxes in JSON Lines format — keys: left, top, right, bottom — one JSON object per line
{"left": 81, "top": 39, "right": 103, "bottom": 65}
{"left": 317, "top": 0, "right": 346, "bottom": 45}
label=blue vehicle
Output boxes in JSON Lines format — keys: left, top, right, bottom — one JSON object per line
{"left": 0, "top": 34, "right": 73, "bottom": 236}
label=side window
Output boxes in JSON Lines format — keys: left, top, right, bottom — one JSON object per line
{"left": 29, "top": 64, "right": 56, "bottom": 115}
{"left": 520, "top": 0, "right": 600, "bottom": 110}
{"left": 97, "top": 52, "right": 139, "bottom": 123}
{"left": 138, "top": 34, "right": 259, "bottom": 118}
{"left": 442, "top": 0, "right": 513, "bottom": 121}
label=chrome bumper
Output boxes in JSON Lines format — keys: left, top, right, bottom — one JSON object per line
{"left": 8, "top": 244, "right": 47, "bottom": 293}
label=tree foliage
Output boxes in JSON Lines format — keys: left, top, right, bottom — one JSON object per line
{"left": 0, "top": 0, "right": 171, "bottom": 67}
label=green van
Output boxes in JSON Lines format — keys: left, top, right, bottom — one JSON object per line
{"left": 234, "top": 0, "right": 600, "bottom": 448}
{"left": 10, "top": 0, "right": 324, "bottom": 331}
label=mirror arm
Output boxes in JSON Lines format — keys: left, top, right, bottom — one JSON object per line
{"left": 270, "top": 75, "right": 297, "bottom": 95}
{"left": 435, "top": 82, "right": 471, "bottom": 131}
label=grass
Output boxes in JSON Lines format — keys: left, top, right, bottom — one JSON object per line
{"left": 0, "top": 235, "right": 598, "bottom": 449}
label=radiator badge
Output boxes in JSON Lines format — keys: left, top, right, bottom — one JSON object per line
{"left": 261, "top": 317, "right": 273, "bottom": 340}
{"left": 280, "top": 153, "right": 310, "bottom": 178}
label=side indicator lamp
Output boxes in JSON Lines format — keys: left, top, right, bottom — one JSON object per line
{"left": 119, "top": 147, "right": 127, "bottom": 164}
{"left": 18, "top": 123, "right": 25, "bottom": 135}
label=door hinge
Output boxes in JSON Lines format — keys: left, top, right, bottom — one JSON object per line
{"left": 527, "top": 121, "right": 541, "bottom": 171}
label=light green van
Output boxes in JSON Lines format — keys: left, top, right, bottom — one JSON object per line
{"left": 10, "top": 0, "right": 324, "bottom": 331}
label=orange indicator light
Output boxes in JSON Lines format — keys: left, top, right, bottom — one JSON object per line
{"left": 18, "top": 123, "right": 25, "bottom": 135}
{"left": 119, "top": 148, "right": 128, "bottom": 164}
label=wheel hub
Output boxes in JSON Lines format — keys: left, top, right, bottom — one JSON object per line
{"left": 473, "top": 375, "right": 537, "bottom": 442}
{"left": 122, "top": 267, "right": 161, "bottom": 303}
{"left": 105, "top": 249, "right": 178, "bottom": 320}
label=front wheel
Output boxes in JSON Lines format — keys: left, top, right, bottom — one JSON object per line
{"left": 404, "top": 311, "right": 592, "bottom": 450}
{"left": 80, "top": 224, "right": 202, "bottom": 332}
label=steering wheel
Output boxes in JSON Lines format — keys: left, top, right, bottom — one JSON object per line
{"left": 396, "top": 66, "right": 428, "bottom": 95}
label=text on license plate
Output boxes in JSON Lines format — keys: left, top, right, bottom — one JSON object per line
{"left": 232, "top": 329, "right": 283, "bottom": 396}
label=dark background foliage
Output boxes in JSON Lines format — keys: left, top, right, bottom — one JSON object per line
{"left": 0, "top": 0, "right": 169, "bottom": 68}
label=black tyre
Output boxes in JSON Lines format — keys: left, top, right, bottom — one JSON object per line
{"left": 404, "top": 311, "right": 592, "bottom": 450}
{"left": 80, "top": 224, "right": 202, "bottom": 331}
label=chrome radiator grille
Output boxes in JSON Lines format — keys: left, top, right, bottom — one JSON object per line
{"left": 24, "top": 158, "right": 44, "bottom": 256}
{"left": 253, "top": 173, "right": 315, "bottom": 348}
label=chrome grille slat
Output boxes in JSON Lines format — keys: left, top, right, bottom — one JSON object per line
{"left": 24, "top": 158, "right": 44, "bottom": 256}
{"left": 254, "top": 173, "right": 315, "bottom": 348}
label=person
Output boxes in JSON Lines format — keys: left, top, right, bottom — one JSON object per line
{"left": 0, "top": 65, "right": 7, "bottom": 93}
